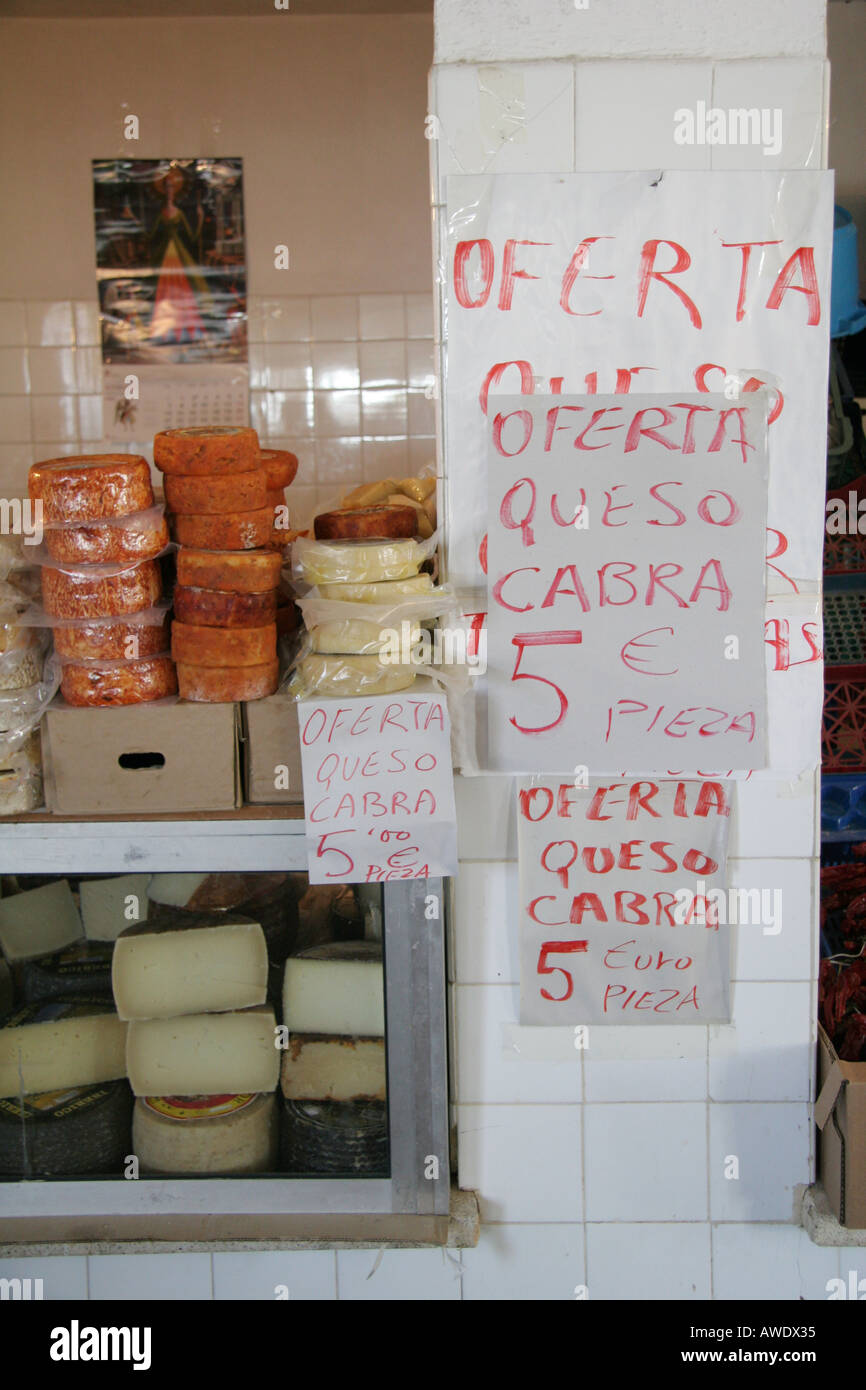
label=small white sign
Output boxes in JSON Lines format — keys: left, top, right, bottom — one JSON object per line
{"left": 298, "top": 686, "right": 458, "bottom": 885}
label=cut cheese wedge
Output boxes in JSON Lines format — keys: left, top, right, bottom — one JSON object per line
{"left": 112, "top": 914, "right": 268, "bottom": 1020}
{"left": 292, "top": 653, "right": 415, "bottom": 698}
{"left": 126, "top": 1008, "right": 280, "bottom": 1096}
{"left": 0, "top": 879, "right": 82, "bottom": 963}
{"left": 281, "top": 1035, "right": 386, "bottom": 1102}
{"left": 282, "top": 942, "right": 384, "bottom": 1037}
{"left": 80, "top": 874, "right": 150, "bottom": 942}
{"left": 0, "top": 1001, "right": 128, "bottom": 1098}
{"left": 317, "top": 574, "right": 434, "bottom": 604}
{"left": 294, "top": 538, "right": 422, "bottom": 586}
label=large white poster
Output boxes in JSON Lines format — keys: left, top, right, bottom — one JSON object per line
{"left": 444, "top": 171, "right": 833, "bottom": 594}
{"left": 486, "top": 391, "right": 768, "bottom": 772}
{"left": 518, "top": 776, "right": 732, "bottom": 1025}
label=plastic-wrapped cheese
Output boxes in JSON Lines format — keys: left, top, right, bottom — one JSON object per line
{"left": 260, "top": 449, "right": 298, "bottom": 490}
{"left": 317, "top": 574, "right": 434, "bottom": 604}
{"left": 294, "top": 538, "right": 422, "bottom": 586}
{"left": 153, "top": 426, "right": 259, "bottom": 476}
{"left": 53, "top": 615, "right": 169, "bottom": 662}
{"left": 0, "top": 646, "right": 43, "bottom": 691}
{"left": 28, "top": 455, "right": 153, "bottom": 523}
{"left": 310, "top": 618, "right": 421, "bottom": 655}
{"left": 173, "top": 585, "right": 277, "bottom": 629}
{"left": 0, "top": 731, "right": 42, "bottom": 813}
{"left": 164, "top": 470, "right": 268, "bottom": 516}
{"left": 44, "top": 508, "right": 169, "bottom": 565}
{"left": 60, "top": 655, "right": 177, "bottom": 707}
{"left": 176, "top": 660, "right": 278, "bottom": 703}
{"left": 292, "top": 654, "right": 414, "bottom": 698}
{"left": 172, "top": 509, "right": 273, "bottom": 551}
{"left": 171, "top": 621, "right": 276, "bottom": 668}
{"left": 175, "top": 548, "right": 281, "bottom": 595}
{"left": 42, "top": 559, "right": 162, "bottom": 618}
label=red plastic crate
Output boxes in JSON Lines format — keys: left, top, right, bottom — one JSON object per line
{"left": 823, "top": 662, "right": 866, "bottom": 772}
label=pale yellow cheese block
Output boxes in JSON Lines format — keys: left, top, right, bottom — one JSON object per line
{"left": 112, "top": 917, "right": 268, "bottom": 1021}
{"left": 281, "top": 1035, "right": 386, "bottom": 1102}
{"left": 0, "top": 1009, "right": 128, "bottom": 1098}
{"left": 126, "top": 1008, "right": 280, "bottom": 1096}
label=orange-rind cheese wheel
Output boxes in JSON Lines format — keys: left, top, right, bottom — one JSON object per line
{"left": 153, "top": 426, "right": 259, "bottom": 476}
{"left": 173, "top": 585, "right": 277, "bottom": 629}
{"left": 60, "top": 656, "right": 177, "bottom": 707}
{"left": 171, "top": 620, "right": 277, "bottom": 668}
{"left": 313, "top": 505, "right": 417, "bottom": 542}
{"left": 260, "top": 449, "right": 298, "bottom": 490}
{"left": 44, "top": 512, "right": 169, "bottom": 565}
{"left": 53, "top": 617, "right": 170, "bottom": 662}
{"left": 177, "top": 660, "right": 279, "bottom": 702}
{"left": 164, "top": 469, "right": 268, "bottom": 516}
{"left": 174, "top": 548, "right": 281, "bottom": 595}
{"left": 172, "top": 509, "right": 273, "bottom": 551}
{"left": 29, "top": 455, "right": 154, "bottom": 523}
{"left": 42, "top": 560, "right": 163, "bottom": 618}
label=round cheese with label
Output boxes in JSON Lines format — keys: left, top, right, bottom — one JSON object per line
{"left": 133, "top": 1091, "right": 277, "bottom": 1175}
{"left": 153, "top": 426, "right": 259, "bottom": 476}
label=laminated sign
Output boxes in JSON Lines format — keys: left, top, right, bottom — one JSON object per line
{"left": 298, "top": 688, "right": 458, "bottom": 885}
{"left": 445, "top": 171, "right": 833, "bottom": 592}
{"left": 518, "top": 777, "right": 732, "bottom": 1025}
{"left": 487, "top": 391, "right": 769, "bottom": 772}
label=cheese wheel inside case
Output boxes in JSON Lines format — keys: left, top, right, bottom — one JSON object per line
{"left": 176, "top": 660, "right": 279, "bottom": 702}
{"left": 42, "top": 560, "right": 163, "bottom": 618}
{"left": 164, "top": 469, "right": 268, "bottom": 516}
{"left": 43, "top": 510, "right": 169, "bottom": 565}
{"left": 28, "top": 454, "right": 154, "bottom": 523}
{"left": 172, "top": 509, "right": 273, "bottom": 551}
{"left": 175, "top": 547, "right": 282, "bottom": 595}
{"left": 171, "top": 621, "right": 276, "bottom": 668}
{"left": 60, "top": 656, "right": 177, "bottom": 707}
{"left": 173, "top": 585, "right": 277, "bottom": 629}
{"left": 314, "top": 505, "right": 417, "bottom": 542}
{"left": 260, "top": 449, "right": 298, "bottom": 490}
{"left": 53, "top": 616, "right": 169, "bottom": 661}
{"left": 153, "top": 426, "right": 259, "bottom": 476}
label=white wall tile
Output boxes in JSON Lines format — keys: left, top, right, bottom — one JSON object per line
{"left": 0, "top": 348, "right": 29, "bottom": 395}
{"left": 0, "top": 1256, "right": 88, "bottom": 1300}
{"left": 461, "top": 1222, "right": 584, "bottom": 1300}
{"left": 213, "top": 1251, "right": 335, "bottom": 1301}
{"left": 458, "top": 1102, "right": 582, "bottom": 1222}
{"left": 709, "top": 1102, "right": 811, "bottom": 1221}
{"left": 359, "top": 294, "right": 406, "bottom": 341}
{"left": 586, "top": 1223, "right": 711, "bottom": 1300}
{"left": 263, "top": 297, "right": 312, "bottom": 344}
{"left": 361, "top": 388, "right": 407, "bottom": 437}
{"left": 408, "top": 436, "right": 437, "bottom": 472}
{"left": 584, "top": 1025, "right": 707, "bottom": 1102}
{"left": 73, "top": 301, "right": 100, "bottom": 347}
{"left": 0, "top": 302, "right": 27, "bottom": 347}
{"left": 710, "top": 60, "right": 826, "bottom": 170}
{"left": 88, "top": 1253, "right": 213, "bottom": 1301}
{"left": 575, "top": 61, "right": 713, "bottom": 171}
{"left": 712, "top": 1224, "right": 838, "bottom": 1300}
{"left": 26, "top": 301, "right": 74, "bottom": 347}
{"left": 408, "top": 390, "right": 436, "bottom": 436}
{"left": 262, "top": 343, "right": 313, "bottom": 392}
{"left": 28, "top": 347, "right": 77, "bottom": 394}
{"left": 360, "top": 341, "right": 407, "bottom": 389}
{"left": 454, "top": 860, "right": 519, "bottom": 984}
{"left": 30, "top": 395, "right": 77, "bottom": 443}
{"left": 75, "top": 347, "right": 102, "bottom": 395}
{"left": 317, "top": 390, "right": 361, "bottom": 437}
{"left": 728, "top": 857, "right": 814, "bottom": 982}
{"left": 314, "top": 437, "right": 363, "bottom": 488}
{"left": 406, "top": 292, "right": 434, "bottom": 339}
{"left": 336, "top": 1248, "right": 460, "bottom": 1301}
{"left": 433, "top": 63, "right": 574, "bottom": 202}
{"left": 455, "top": 983, "right": 582, "bottom": 1104}
{"left": 78, "top": 395, "right": 104, "bottom": 442}
{"left": 584, "top": 1102, "right": 708, "bottom": 1221}
{"left": 709, "top": 981, "right": 813, "bottom": 1102}
{"left": 311, "top": 296, "right": 359, "bottom": 342}
{"left": 407, "top": 339, "right": 435, "bottom": 390}
{"left": 730, "top": 774, "right": 818, "bottom": 859}
{"left": 312, "top": 343, "right": 359, "bottom": 391}
{"left": 455, "top": 775, "right": 519, "bottom": 860}
{"left": 362, "top": 437, "right": 409, "bottom": 480}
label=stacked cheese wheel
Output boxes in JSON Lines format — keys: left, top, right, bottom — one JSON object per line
{"left": 0, "top": 543, "right": 49, "bottom": 811}
{"left": 154, "top": 427, "right": 290, "bottom": 702}
{"left": 280, "top": 942, "right": 387, "bottom": 1175}
{"left": 112, "top": 878, "right": 281, "bottom": 1174}
{"left": 28, "top": 455, "right": 175, "bottom": 707}
{"left": 291, "top": 512, "right": 430, "bottom": 697}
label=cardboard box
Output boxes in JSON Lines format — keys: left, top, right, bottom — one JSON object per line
{"left": 815, "top": 1024, "right": 866, "bottom": 1228}
{"left": 42, "top": 699, "right": 242, "bottom": 815}
{"left": 242, "top": 694, "right": 303, "bottom": 804}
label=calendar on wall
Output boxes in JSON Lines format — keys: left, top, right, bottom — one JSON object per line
{"left": 93, "top": 157, "right": 249, "bottom": 442}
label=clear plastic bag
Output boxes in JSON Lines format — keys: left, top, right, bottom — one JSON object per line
{"left": 292, "top": 533, "right": 438, "bottom": 588}
{"left": 296, "top": 590, "right": 457, "bottom": 656}
{"left": 41, "top": 505, "right": 170, "bottom": 566}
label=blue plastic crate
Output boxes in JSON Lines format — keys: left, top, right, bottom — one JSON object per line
{"left": 821, "top": 773, "right": 866, "bottom": 840}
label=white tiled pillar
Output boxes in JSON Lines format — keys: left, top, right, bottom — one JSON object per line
{"left": 432, "top": 0, "right": 839, "bottom": 1301}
